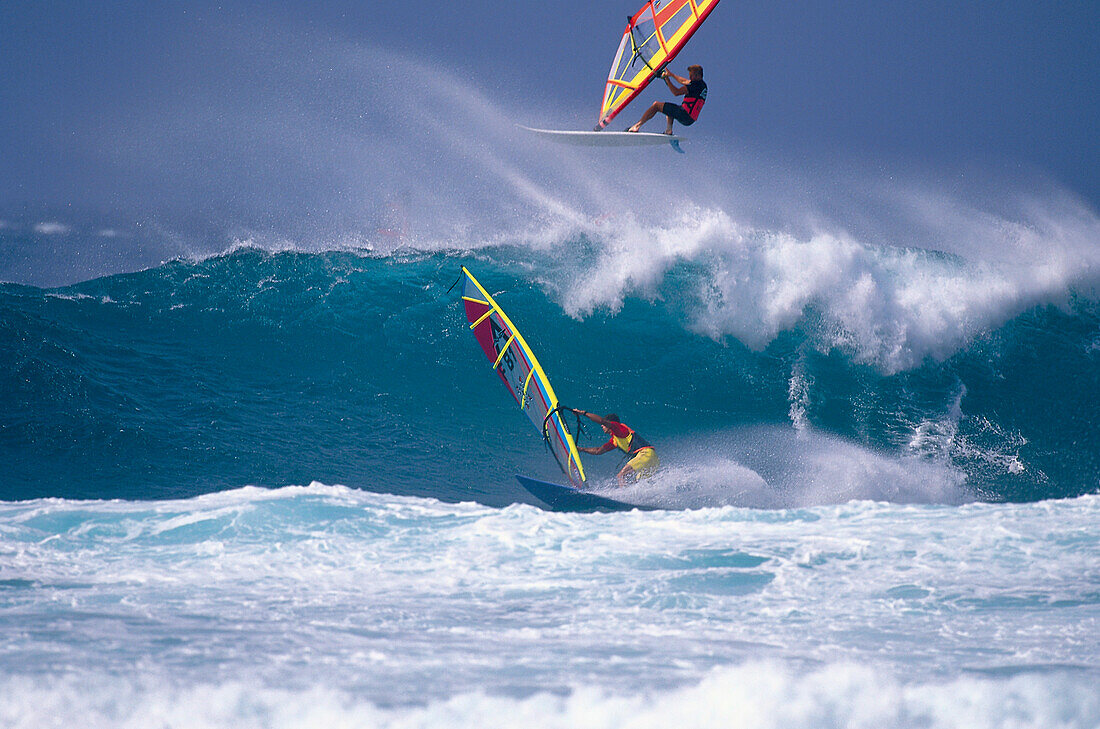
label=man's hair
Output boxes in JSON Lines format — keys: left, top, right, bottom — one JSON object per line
{"left": 604, "top": 414, "right": 620, "bottom": 423}
{"left": 687, "top": 65, "right": 703, "bottom": 79}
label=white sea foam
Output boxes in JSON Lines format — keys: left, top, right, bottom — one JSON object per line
{"left": 603, "top": 458, "right": 770, "bottom": 510}
{"left": 907, "top": 388, "right": 1033, "bottom": 480}
{"left": 787, "top": 357, "right": 814, "bottom": 433}
{"left": 618, "top": 425, "right": 971, "bottom": 509}
{"left": 543, "top": 199, "right": 1100, "bottom": 373}
{"left": 4, "top": 487, "right": 1097, "bottom": 709}
{"left": 3, "top": 662, "right": 1099, "bottom": 729}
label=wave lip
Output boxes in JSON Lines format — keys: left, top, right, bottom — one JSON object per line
{"left": 553, "top": 200, "right": 1100, "bottom": 374}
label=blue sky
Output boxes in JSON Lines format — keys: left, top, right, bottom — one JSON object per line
{"left": 2, "top": 1, "right": 1098, "bottom": 236}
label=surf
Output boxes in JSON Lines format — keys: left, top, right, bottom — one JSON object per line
{"left": 2, "top": 486, "right": 1099, "bottom": 726}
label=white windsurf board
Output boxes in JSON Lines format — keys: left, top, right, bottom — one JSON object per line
{"left": 519, "top": 126, "right": 684, "bottom": 153}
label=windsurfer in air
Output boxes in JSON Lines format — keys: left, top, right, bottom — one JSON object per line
{"left": 571, "top": 410, "right": 659, "bottom": 487}
{"left": 626, "top": 65, "right": 707, "bottom": 135}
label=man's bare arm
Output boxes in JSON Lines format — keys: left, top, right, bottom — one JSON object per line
{"left": 573, "top": 409, "right": 613, "bottom": 428}
{"left": 663, "top": 70, "right": 689, "bottom": 94}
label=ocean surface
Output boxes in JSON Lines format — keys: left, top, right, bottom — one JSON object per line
{"left": 2, "top": 218, "right": 1100, "bottom": 726}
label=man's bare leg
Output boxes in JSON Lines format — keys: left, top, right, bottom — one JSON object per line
{"left": 627, "top": 102, "right": 662, "bottom": 132}
{"left": 616, "top": 465, "right": 634, "bottom": 488}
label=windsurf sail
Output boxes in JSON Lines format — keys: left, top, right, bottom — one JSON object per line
{"left": 596, "top": 0, "right": 720, "bottom": 130}
{"left": 459, "top": 268, "right": 586, "bottom": 487}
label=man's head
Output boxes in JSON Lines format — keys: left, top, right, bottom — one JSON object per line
{"left": 687, "top": 65, "right": 703, "bottom": 81}
{"left": 601, "top": 413, "right": 620, "bottom": 435}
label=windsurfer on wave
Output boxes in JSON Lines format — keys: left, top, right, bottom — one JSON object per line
{"left": 627, "top": 65, "right": 707, "bottom": 135}
{"left": 571, "top": 410, "right": 659, "bottom": 487}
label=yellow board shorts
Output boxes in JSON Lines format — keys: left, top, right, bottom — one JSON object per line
{"left": 626, "top": 447, "right": 659, "bottom": 480}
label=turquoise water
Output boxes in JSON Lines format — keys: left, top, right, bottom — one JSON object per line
{"left": 3, "top": 245, "right": 1098, "bottom": 504}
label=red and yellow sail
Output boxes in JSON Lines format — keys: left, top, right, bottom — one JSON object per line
{"left": 460, "top": 268, "right": 586, "bottom": 487}
{"left": 596, "top": 0, "right": 720, "bottom": 130}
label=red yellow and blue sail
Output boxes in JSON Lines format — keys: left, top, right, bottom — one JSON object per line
{"left": 596, "top": 0, "right": 720, "bottom": 130}
{"left": 460, "top": 268, "right": 586, "bottom": 487}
